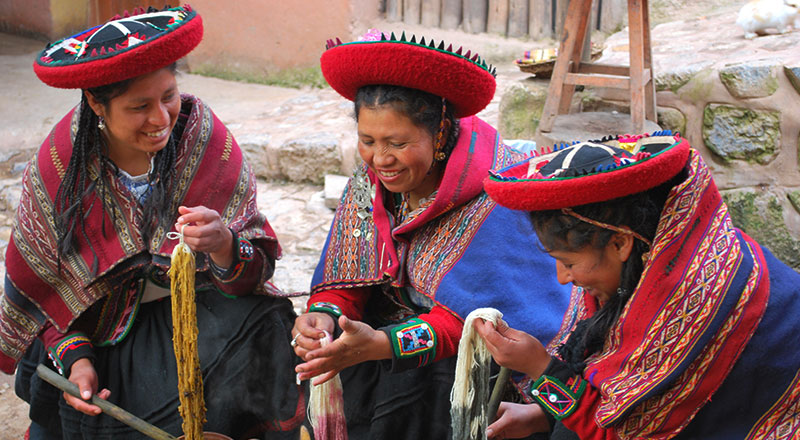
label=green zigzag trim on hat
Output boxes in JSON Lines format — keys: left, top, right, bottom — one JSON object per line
{"left": 324, "top": 31, "right": 497, "bottom": 77}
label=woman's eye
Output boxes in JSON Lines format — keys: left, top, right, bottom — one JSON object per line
{"left": 360, "top": 139, "right": 374, "bottom": 146}
{"left": 390, "top": 142, "right": 406, "bottom": 148}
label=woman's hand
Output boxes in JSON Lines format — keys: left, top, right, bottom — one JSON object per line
{"left": 473, "top": 319, "right": 551, "bottom": 379}
{"left": 64, "top": 358, "right": 111, "bottom": 416}
{"left": 291, "top": 312, "right": 336, "bottom": 360}
{"left": 487, "top": 402, "right": 550, "bottom": 439}
{"left": 175, "top": 205, "right": 234, "bottom": 268}
{"left": 295, "top": 315, "right": 391, "bottom": 386}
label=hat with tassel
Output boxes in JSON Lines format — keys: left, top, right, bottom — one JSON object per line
{"left": 320, "top": 29, "right": 496, "bottom": 118}
{"left": 484, "top": 131, "right": 692, "bottom": 211}
{"left": 33, "top": 5, "right": 202, "bottom": 89}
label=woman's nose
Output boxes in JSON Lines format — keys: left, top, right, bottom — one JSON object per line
{"left": 372, "top": 146, "right": 394, "bottom": 167}
{"left": 149, "top": 103, "right": 170, "bottom": 126}
{"left": 555, "top": 261, "right": 572, "bottom": 285}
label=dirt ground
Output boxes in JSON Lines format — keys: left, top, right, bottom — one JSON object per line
{"left": 0, "top": 0, "right": 744, "bottom": 437}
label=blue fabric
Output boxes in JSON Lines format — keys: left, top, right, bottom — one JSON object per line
{"left": 675, "top": 245, "right": 800, "bottom": 439}
{"left": 436, "top": 204, "right": 570, "bottom": 343}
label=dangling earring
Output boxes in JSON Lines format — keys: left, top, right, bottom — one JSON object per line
{"left": 98, "top": 116, "right": 106, "bottom": 131}
{"left": 433, "top": 98, "right": 447, "bottom": 162}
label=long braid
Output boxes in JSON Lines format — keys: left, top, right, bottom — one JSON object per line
{"left": 55, "top": 95, "right": 111, "bottom": 275}
{"left": 141, "top": 126, "right": 179, "bottom": 246}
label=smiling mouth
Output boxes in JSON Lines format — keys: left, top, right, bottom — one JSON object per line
{"left": 145, "top": 127, "right": 169, "bottom": 138}
{"left": 378, "top": 170, "right": 402, "bottom": 177}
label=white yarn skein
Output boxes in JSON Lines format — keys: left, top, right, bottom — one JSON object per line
{"left": 450, "top": 307, "right": 505, "bottom": 440}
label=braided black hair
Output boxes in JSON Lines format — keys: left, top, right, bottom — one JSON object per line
{"left": 529, "top": 176, "right": 682, "bottom": 375}
{"left": 354, "top": 84, "right": 460, "bottom": 166}
{"left": 54, "top": 64, "right": 179, "bottom": 274}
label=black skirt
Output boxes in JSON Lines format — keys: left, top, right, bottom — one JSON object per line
{"left": 18, "top": 289, "right": 304, "bottom": 440}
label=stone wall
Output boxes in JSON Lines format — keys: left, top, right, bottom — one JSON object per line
{"left": 498, "top": 12, "right": 800, "bottom": 270}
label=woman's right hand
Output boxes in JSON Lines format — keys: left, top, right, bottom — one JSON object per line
{"left": 64, "top": 358, "right": 111, "bottom": 416}
{"left": 487, "top": 402, "right": 550, "bottom": 439}
{"left": 291, "top": 312, "right": 336, "bottom": 360}
{"left": 473, "top": 318, "right": 551, "bottom": 379}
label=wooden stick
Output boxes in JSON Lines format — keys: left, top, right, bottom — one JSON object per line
{"left": 36, "top": 364, "right": 178, "bottom": 440}
{"left": 488, "top": 366, "right": 511, "bottom": 424}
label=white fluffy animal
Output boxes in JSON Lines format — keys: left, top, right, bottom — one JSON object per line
{"left": 736, "top": 0, "right": 800, "bottom": 39}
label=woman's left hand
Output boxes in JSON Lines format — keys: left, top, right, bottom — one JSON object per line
{"left": 295, "top": 315, "right": 391, "bottom": 386}
{"left": 175, "top": 205, "right": 234, "bottom": 268}
{"left": 473, "top": 318, "right": 551, "bottom": 379}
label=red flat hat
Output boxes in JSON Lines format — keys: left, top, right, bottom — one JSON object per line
{"left": 320, "top": 30, "right": 497, "bottom": 118}
{"left": 484, "top": 131, "right": 692, "bottom": 211}
{"left": 34, "top": 5, "right": 202, "bottom": 89}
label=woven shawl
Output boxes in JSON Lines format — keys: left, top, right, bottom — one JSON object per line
{"left": 546, "top": 150, "right": 772, "bottom": 438}
{"left": 1, "top": 95, "right": 278, "bottom": 373}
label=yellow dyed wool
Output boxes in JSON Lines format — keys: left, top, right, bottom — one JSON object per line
{"left": 169, "top": 240, "right": 206, "bottom": 440}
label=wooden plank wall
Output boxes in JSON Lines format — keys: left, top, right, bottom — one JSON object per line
{"left": 382, "top": 0, "right": 627, "bottom": 40}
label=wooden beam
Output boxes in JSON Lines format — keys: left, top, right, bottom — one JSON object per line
{"left": 386, "top": 0, "right": 403, "bottom": 21}
{"left": 441, "top": 0, "right": 462, "bottom": 29}
{"left": 488, "top": 0, "right": 510, "bottom": 35}
{"left": 421, "top": 0, "right": 442, "bottom": 27}
{"left": 404, "top": 0, "right": 421, "bottom": 25}
{"left": 508, "top": 0, "right": 529, "bottom": 37}
{"left": 528, "top": 0, "right": 552, "bottom": 39}
{"left": 565, "top": 73, "right": 630, "bottom": 89}
{"left": 464, "top": 0, "right": 488, "bottom": 33}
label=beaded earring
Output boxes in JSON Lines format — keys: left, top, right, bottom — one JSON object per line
{"left": 433, "top": 98, "right": 447, "bottom": 161}
{"left": 98, "top": 116, "right": 106, "bottom": 131}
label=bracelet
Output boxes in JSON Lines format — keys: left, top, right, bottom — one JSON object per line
{"left": 530, "top": 374, "right": 586, "bottom": 420}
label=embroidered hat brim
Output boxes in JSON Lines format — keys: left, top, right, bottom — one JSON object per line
{"left": 320, "top": 34, "right": 496, "bottom": 118}
{"left": 484, "top": 133, "right": 692, "bottom": 211}
{"left": 33, "top": 5, "right": 202, "bottom": 89}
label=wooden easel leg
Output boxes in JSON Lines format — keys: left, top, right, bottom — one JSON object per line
{"left": 539, "top": 0, "right": 594, "bottom": 132}
{"left": 628, "top": 0, "right": 646, "bottom": 133}
{"left": 642, "top": 0, "right": 656, "bottom": 122}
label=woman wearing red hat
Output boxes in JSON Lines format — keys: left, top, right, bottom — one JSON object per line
{"left": 479, "top": 134, "right": 800, "bottom": 439}
{"left": 4, "top": 6, "right": 302, "bottom": 439}
{"left": 290, "top": 30, "right": 570, "bottom": 439}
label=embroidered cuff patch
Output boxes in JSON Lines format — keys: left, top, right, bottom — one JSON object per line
{"left": 309, "top": 302, "right": 343, "bottom": 317}
{"left": 390, "top": 318, "right": 436, "bottom": 359}
{"left": 238, "top": 237, "right": 254, "bottom": 261}
{"left": 47, "top": 334, "right": 93, "bottom": 376}
{"left": 530, "top": 374, "right": 586, "bottom": 420}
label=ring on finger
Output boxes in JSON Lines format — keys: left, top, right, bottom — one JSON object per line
{"left": 290, "top": 333, "right": 300, "bottom": 347}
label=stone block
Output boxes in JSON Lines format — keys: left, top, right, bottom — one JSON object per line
{"left": 324, "top": 174, "right": 349, "bottom": 210}
{"left": 789, "top": 190, "right": 800, "bottom": 214}
{"left": 498, "top": 81, "right": 548, "bottom": 140}
{"left": 785, "top": 65, "right": 800, "bottom": 96}
{"left": 723, "top": 189, "right": 800, "bottom": 271}
{"left": 657, "top": 107, "right": 686, "bottom": 136}
{"left": 719, "top": 62, "right": 779, "bottom": 99}
{"left": 0, "top": 179, "right": 22, "bottom": 212}
{"left": 655, "top": 61, "right": 713, "bottom": 93}
{"left": 236, "top": 133, "right": 273, "bottom": 179}
{"left": 277, "top": 132, "right": 341, "bottom": 184}
{"left": 702, "top": 104, "right": 780, "bottom": 164}
{"left": 676, "top": 68, "right": 716, "bottom": 103}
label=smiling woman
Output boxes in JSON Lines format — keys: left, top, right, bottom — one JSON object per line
{"left": 84, "top": 66, "right": 181, "bottom": 176}
{"left": 3, "top": 6, "right": 302, "bottom": 439}
{"left": 479, "top": 134, "right": 800, "bottom": 440}
{"left": 290, "top": 29, "right": 570, "bottom": 440}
